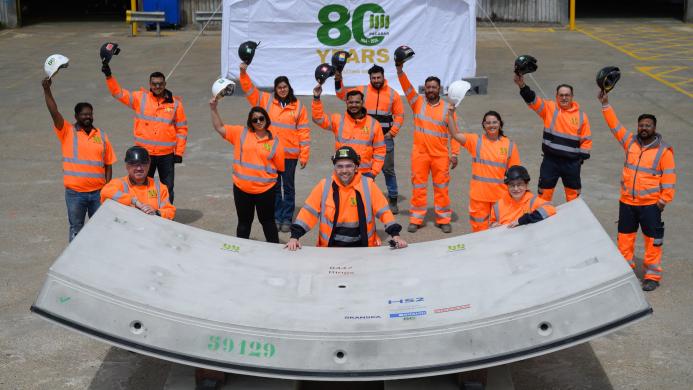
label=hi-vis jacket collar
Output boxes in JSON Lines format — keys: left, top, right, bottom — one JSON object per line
{"left": 333, "top": 171, "right": 362, "bottom": 189}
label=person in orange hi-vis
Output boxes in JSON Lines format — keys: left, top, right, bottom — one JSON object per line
{"left": 100, "top": 146, "right": 176, "bottom": 220}
{"left": 239, "top": 62, "right": 310, "bottom": 233}
{"left": 102, "top": 63, "right": 187, "bottom": 203}
{"left": 285, "top": 146, "right": 406, "bottom": 250}
{"left": 334, "top": 65, "right": 405, "bottom": 214}
{"left": 513, "top": 73, "right": 591, "bottom": 203}
{"left": 311, "top": 84, "right": 386, "bottom": 179}
{"left": 210, "top": 98, "right": 285, "bottom": 243}
{"left": 396, "top": 63, "right": 460, "bottom": 234}
{"left": 42, "top": 77, "right": 117, "bottom": 242}
{"left": 598, "top": 91, "right": 676, "bottom": 292}
{"left": 448, "top": 110, "right": 521, "bottom": 232}
{"left": 489, "top": 165, "right": 555, "bottom": 228}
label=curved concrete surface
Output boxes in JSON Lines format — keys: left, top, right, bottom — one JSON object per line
{"left": 31, "top": 199, "right": 651, "bottom": 381}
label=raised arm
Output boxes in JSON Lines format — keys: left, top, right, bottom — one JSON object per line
{"left": 514, "top": 73, "right": 549, "bottom": 120}
{"left": 396, "top": 67, "right": 421, "bottom": 110}
{"left": 311, "top": 84, "right": 335, "bottom": 131}
{"left": 239, "top": 63, "right": 269, "bottom": 107}
{"left": 42, "top": 78, "right": 64, "bottom": 130}
{"left": 105, "top": 72, "right": 140, "bottom": 110}
{"left": 209, "top": 98, "right": 226, "bottom": 137}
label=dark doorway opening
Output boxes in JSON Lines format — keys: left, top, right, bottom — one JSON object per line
{"left": 19, "top": 0, "right": 130, "bottom": 26}
{"left": 576, "top": 0, "right": 685, "bottom": 19}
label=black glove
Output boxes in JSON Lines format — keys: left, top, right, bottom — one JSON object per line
{"left": 174, "top": 155, "right": 183, "bottom": 164}
{"left": 101, "top": 63, "right": 112, "bottom": 77}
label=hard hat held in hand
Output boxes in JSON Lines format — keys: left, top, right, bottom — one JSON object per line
{"left": 596, "top": 66, "right": 621, "bottom": 93}
{"left": 394, "top": 45, "right": 415, "bottom": 65}
{"left": 331, "top": 50, "right": 351, "bottom": 72}
{"left": 44, "top": 54, "right": 69, "bottom": 79}
{"left": 238, "top": 41, "right": 259, "bottom": 65}
{"left": 212, "top": 78, "right": 236, "bottom": 100}
{"left": 314, "top": 63, "right": 335, "bottom": 84}
{"left": 447, "top": 80, "right": 472, "bottom": 107}
{"left": 514, "top": 54, "right": 538, "bottom": 75}
{"left": 100, "top": 42, "right": 120, "bottom": 65}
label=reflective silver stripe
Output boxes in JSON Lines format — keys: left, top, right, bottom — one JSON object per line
{"left": 541, "top": 139, "right": 589, "bottom": 155}
{"left": 121, "top": 179, "right": 130, "bottom": 193}
{"left": 62, "top": 157, "right": 104, "bottom": 167}
{"left": 337, "top": 117, "right": 345, "bottom": 144}
{"left": 435, "top": 205, "right": 450, "bottom": 212}
{"left": 410, "top": 212, "right": 426, "bottom": 218}
{"left": 128, "top": 94, "right": 134, "bottom": 107}
{"left": 244, "top": 86, "right": 256, "bottom": 97}
{"left": 414, "top": 127, "right": 448, "bottom": 138}
{"left": 660, "top": 183, "right": 675, "bottom": 189}
{"left": 319, "top": 174, "right": 333, "bottom": 235}
{"left": 175, "top": 121, "right": 187, "bottom": 127}
{"left": 653, "top": 238, "right": 663, "bottom": 245}
{"left": 334, "top": 234, "right": 361, "bottom": 243}
{"left": 267, "top": 137, "right": 279, "bottom": 160}
{"left": 303, "top": 204, "right": 319, "bottom": 218}
{"left": 471, "top": 175, "right": 504, "bottom": 184}
{"left": 367, "top": 109, "right": 379, "bottom": 115}
{"left": 238, "top": 127, "right": 248, "bottom": 162}
{"left": 412, "top": 183, "right": 427, "bottom": 189}
{"left": 360, "top": 162, "right": 372, "bottom": 169}
{"left": 368, "top": 117, "right": 376, "bottom": 144}
{"left": 373, "top": 141, "right": 386, "bottom": 147}
{"left": 624, "top": 163, "right": 662, "bottom": 175}
{"left": 299, "top": 141, "right": 310, "bottom": 146}
{"left": 63, "top": 170, "right": 104, "bottom": 178}
{"left": 375, "top": 205, "right": 389, "bottom": 219}
{"left": 543, "top": 126, "right": 582, "bottom": 141}
{"left": 507, "top": 140, "right": 515, "bottom": 165}
{"left": 404, "top": 86, "right": 414, "bottom": 96}
{"left": 154, "top": 178, "right": 163, "bottom": 208}
{"left": 662, "top": 168, "right": 675, "bottom": 174}
{"left": 284, "top": 147, "right": 300, "bottom": 154}
{"left": 176, "top": 134, "right": 187, "bottom": 140}
{"left": 361, "top": 175, "right": 373, "bottom": 226}
{"left": 650, "top": 143, "right": 667, "bottom": 170}
{"left": 472, "top": 157, "right": 507, "bottom": 169}
{"left": 625, "top": 134, "right": 637, "bottom": 152}
{"left": 335, "top": 222, "right": 360, "bottom": 228}
{"left": 294, "top": 218, "right": 311, "bottom": 232}
{"left": 645, "top": 269, "right": 662, "bottom": 276}
{"left": 135, "top": 137, "right": 176, "bottom": 147}
{"left": 113, "top": 90, "right": 124, "bottom": 99}
{"left": 610, "top": 123, "right": 625, "bottom": 134}
{"left": 271, "top": 122, "right": 300, "bottom": 130}
{"left": 537, "top": 206, "right": 549, "bottom": 219}
{"left": 529, "top": 196, "right": 536, "bottom": 210}
{"left": 319, "top": 230, "right": 330, "bottom": 241}
{"left": 469, "top": 215, "right": 488, "bottom": 222}
{"left": 386, "top": 88, "right": 394, "bottom": 113}
{"left": 340, "top": 138, "right": 372, "bottom": 146}
{"left": 414, "top": 114, "right": 447, "bottom": 126}
{"left": 432, "top": 181, "right": 449, "bottom": 188}
{"left": 134, "top": 102, "right": 178, "bottom": 125}
{"left": 112, "top": 191, "right": 126, "bottom": 202}
{"left": 373, "top": 154, "right": 385, "bottom": 161}
{"left": 380, "top": 122, "right": 391, "bottom": 128}
{"left": 546, "top": 108, "right": 559, "bottom": 135}
{"left": 232, "top": 172, "right": 277, "bottom": 183}
{"left": 264, "top": 96, "right": 273, "bottom": 112}
{"left": 529, "top": 98, "right": 545, "bottom": 114}
{"left": 493, "top": 203, "right": 500, "bottom": 221}
{"left": 577, "top": 111, "right": 584, "bottom": 136}
{"left": 233, "top": 159, "right": 277, "bottom": 174}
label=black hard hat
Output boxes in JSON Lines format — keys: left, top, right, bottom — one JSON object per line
{"left": 514, "top": 55, "right": 538, "bottom": 75}
{"left": 504, "top": 165, "right": 530, "bottom": 184}
{"left": 331, "top": 50, "right": 351, "bottom": 72}
{"left": 331, "top": 146, "right": 361, "bottom": 166}
{"left": 314, "top": 63, "right": 335, "bottom": 84}
{"left": 124, "top": 146, "right": 150, "bottom": 164}
{"left": 238, "top": 41, "right": 259, "bottom": 65}
{"left": 100, "top": 42, "right": 120, "bottom": 65}
{"left": 596, "top": 66, "right": 621, "bottom": 93}
{"left": 394, "top": 45, "right": 415, "bottom": 65}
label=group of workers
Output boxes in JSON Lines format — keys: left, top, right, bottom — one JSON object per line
{"left": 41, "top": 43, "right": 675, "bottom": 293}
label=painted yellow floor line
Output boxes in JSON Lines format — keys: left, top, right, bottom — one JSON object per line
{"left": 576, "top": 28, "right": 645, "bottom": 60}
{"left": 637, "top": 66, "right": 693, "bottom": 99}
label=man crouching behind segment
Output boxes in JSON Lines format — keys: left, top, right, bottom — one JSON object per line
{"left": 490, "top": 165, "right": 555, "bottom": 228}
{"left": 286, "top": 146, "right": 407, "bottom": 250}
{"left": 100, "top": 146, "right": 176, "bottom": 219}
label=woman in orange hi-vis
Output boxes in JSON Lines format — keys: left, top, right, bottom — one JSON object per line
{"left": 210, "top": 99, "right": 285, "bottom": 243}
{"left": 448, "top": 110, "right": 521, "bottom": 232}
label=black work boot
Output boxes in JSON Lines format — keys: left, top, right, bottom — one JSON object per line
{"left": 388, "top": 196, "right": 399, "bottom": 215}
{"left": 642, "top": 279, "right": 660, "bottom": 292}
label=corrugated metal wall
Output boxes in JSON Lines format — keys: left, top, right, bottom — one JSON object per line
{"left": 180, "top": 0, "right": 221, "bottom": 26}
{"left": 1, "top": 0, "right": 19, "bottom": 28}
{"left": 476, "top": 0, "right": 569, "bottom": 24}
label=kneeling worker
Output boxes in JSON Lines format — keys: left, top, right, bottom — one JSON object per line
{"left": 490, "top": 165, "right": 555, "bottom": 228}
{"left": 286, "top": 146, "right": 407, "bottom": 250}
{"left": 100, "top": 146, "right": 176, "bottom": 220}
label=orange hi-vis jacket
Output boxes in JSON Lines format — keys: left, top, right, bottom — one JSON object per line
{"left": 294, "top": 172, "right": 396, "bottom": 247}
{"left": 312, "top": 100, "right": 386, "bottom": 177}
{"left": 527, "top": 96, "right": 591, "bottom": 160}
{"left": 602, "top": 105, "right": 676, "bottom": 206}
{"left": 224, "top": 125, "right": 285, "bottom": 194}
{"left": 490, "top": 191, "right": 556, "bottom": 226}
{"left": 55, "top": 122, "right": 117, "bottom": 192}
{"left": 398, "top": 71, "right": 461, "bottom": 157}
{"left": 462, "top": 134, "right": 521, "bottom": 202}
{"left": 335, "top": 79, "right": 404, "bottom": 136}
{"left": 106, "top": 76, "right": 188, "bottom": 157}
{"left": 239, "top": 71, "right": 310, "bottom": 164}
{"left": 100, "top": 176, "right": 176, "bottom": 220}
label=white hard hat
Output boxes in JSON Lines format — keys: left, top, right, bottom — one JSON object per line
{"left": 212, "top": 78, "right": 236, "bottom": 100}
{"left": 447, "top": 80, "right": 472, "bottom": 107}
{"left": 44, "top": 54, "right": 69, "bottom": 79}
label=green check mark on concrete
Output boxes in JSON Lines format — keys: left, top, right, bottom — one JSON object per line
{"left": 59, "top": 296, "right": 71, "bottom": 304}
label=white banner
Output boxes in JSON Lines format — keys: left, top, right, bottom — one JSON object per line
{"left": 221, "top": 0, "right": 476, "bottom": 95}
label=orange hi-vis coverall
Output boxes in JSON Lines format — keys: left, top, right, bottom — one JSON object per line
{"left": 335, "top": 79, "right": 404, "bottom": 136}
{"left": 521, "top": 85, "right": 591, "bottom": 202}
{"left": 106, "top": 76, "right": 188, "bottom": 157}
{"left": 312, "top": 100, "right": 386, "bottom": 177}
{"left": 292, "top": 172, "right": 398, "bottom": 247}
{"left": 55, "top": 122, "right": 117, "bottom": 192}
{"left": 239, "top": 71, "right": 310, "bottom": 164}
{"left": 602, "top": 105, "right": 676, "bottom": 282}
{"left": 223, "top": 125, "right": 285, "bottom": 195}
{"left": 461, "top": 134, "right": 521, "bottom": 232}
{"left": 100, "top": 176, "right": 176, "bottom": 220}
{"left": 398, "top": 71, "right": 461, "bottom": 225}
{"left": 489, "top": 191, "right": 556, "bottom": 227}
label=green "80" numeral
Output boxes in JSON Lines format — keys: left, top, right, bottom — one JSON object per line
{"left": 317, "top": 4, "right": 388, "bottom": 47}
{"left": 208, "top": 336, "right": 276, "bottom": 358}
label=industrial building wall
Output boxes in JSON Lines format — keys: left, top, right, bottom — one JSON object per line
{"left": 1, "top": 0, "right": 19, "bottom": 28}
{"left": 476, "top": 0, "right": 569, "bottom": 24}
{"left": 180, "top": 0, "right": 221, "bottom": 26}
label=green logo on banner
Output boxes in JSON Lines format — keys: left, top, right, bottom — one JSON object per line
{"left": 317, "top": 3, "right": 390, "bottom": 47}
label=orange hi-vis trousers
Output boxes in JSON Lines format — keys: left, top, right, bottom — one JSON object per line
{"left": 468, "top": 199, "right": 494, "bottom": 232}
{"left": 409, "top": 148, "right": 451, "bottom": 225}
{"left": 617, "top": 202, "right": 664, "bottom": 282}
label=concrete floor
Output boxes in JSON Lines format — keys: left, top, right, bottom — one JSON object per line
{"left": 0, "top": 19, "right": 691, "bottom": 389}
